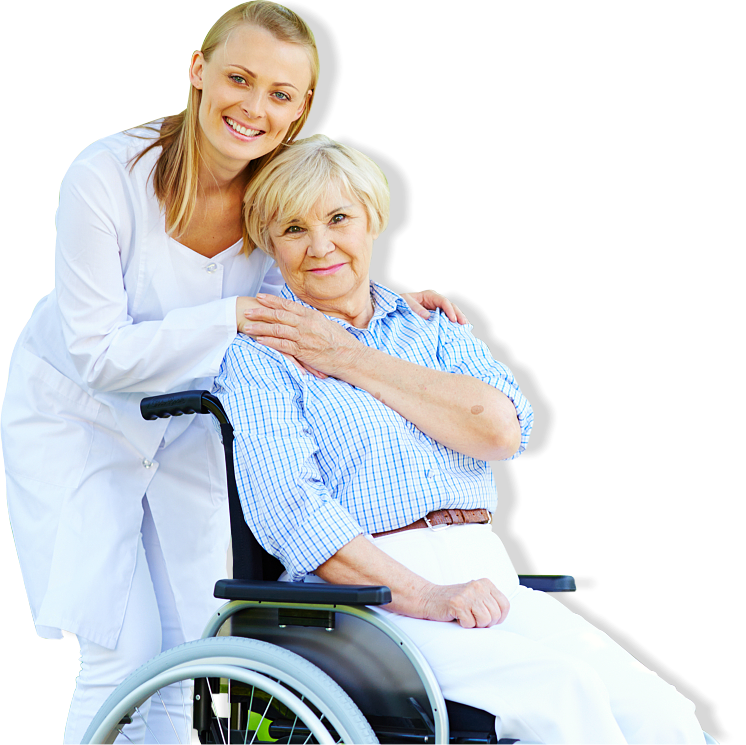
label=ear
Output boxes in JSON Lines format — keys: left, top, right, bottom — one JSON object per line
{"left": 189, "top": 51, "right": 206, "bottom": 90}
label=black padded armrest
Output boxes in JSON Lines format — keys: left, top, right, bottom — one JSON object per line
{"left": 518, "top": 574, "right": 597, "bottom": 592}
{"left": 214, "top": 579, "right": 392, "bottom": 605}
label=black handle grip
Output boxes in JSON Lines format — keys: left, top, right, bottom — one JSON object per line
{"left": 140, "top": 390, "right": 231, "bottom": 425}
{"left": 140, "top": 390, "right": 210, "bottom": 420}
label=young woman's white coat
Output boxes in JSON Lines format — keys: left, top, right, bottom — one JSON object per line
{"left": 1, "top": 126, "right": 280, "bottom": 648}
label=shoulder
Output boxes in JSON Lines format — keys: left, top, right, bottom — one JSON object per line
{"left": 373, "top": 283, "right": 469, "bottom": 343}
{"left": 218, "top": 334, "right": 304, "bottom": 391}
{"left": 63, "top": 121, "right": 163, "bottom": 189}
{"left": 370, "top": 282, "right": 429, "bottom": 328}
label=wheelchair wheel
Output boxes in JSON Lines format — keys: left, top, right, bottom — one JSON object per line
{"left": 81, "top": 636, "right": 377, "bottom": 744}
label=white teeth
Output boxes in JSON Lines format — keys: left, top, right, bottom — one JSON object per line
{"left": 226, "top": 117, "right": 261, "bottom": 137}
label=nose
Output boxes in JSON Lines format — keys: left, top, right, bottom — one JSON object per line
{"left": 307, "top": 228, "right": 335, "bottom": 258}
{"left": 242, "top": 89, "right": 265, "bottom": 120}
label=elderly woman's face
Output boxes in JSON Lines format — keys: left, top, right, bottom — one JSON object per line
{"left": 189, "top": 24, "right": 312, "bottom": 174}
{"left": 269, "top": 184, "right": 377, "bottom": 313}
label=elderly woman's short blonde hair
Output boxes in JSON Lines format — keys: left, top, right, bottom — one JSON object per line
{"left": 244, "top": 134, "right": 390, "bottom": 255}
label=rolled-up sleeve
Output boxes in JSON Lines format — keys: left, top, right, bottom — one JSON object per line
{"left": 214, "top": 338, "right": 363, "bottom": 580}
{"left": 434, "top": 312, "right": 534, "bottom": 458}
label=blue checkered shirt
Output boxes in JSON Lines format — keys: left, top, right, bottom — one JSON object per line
{"left": 214, "top": 282, "right": 533, "bottom": 581}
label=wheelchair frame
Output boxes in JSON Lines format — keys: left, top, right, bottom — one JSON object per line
{"left": 86, "top": 389, "right": 710, "bottom": 744}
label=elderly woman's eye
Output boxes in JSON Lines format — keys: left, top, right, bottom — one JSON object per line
{"left": 330, "top": 214, "right": 347, "bottom": 225}
{"left": 284, "top": 225, "right": 304, "bottom": 234}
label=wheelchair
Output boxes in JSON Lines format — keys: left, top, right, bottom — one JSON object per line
{"left": 82, "top": 390, "right": 717, "bottom": 745}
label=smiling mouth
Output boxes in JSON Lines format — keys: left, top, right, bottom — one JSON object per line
{"left": 225, "top": 117, "right": 263, "bottom": 137}
{"left": 310, "top": 263, "right": 345, "bottom": 274}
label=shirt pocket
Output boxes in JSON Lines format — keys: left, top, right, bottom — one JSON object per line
{"left": 2, "top": 347, "right": 100, "bottom": 488}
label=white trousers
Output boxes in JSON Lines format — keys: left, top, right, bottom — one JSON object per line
{"left": 64, "top": 498, "right": 188, "bottom": 744}
{"left": 370, "top": 525, "right": 704, "bottom": 745}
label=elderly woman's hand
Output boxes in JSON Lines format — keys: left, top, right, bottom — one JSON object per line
{"left": 238, "top": 296, "right": 329, "bottom": 376}
{"left": 401, "top": 290, "right": 468, "bottom": 324}
{"left": 420, "top": 578, "right": 510, "bottom": 629}
{"left": 240, "top": 293, "right": 367, "bottom": 377}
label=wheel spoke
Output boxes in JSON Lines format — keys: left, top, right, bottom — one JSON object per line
{"left": 133, "top": 705, "right": 162, "bottom": 744}
{"left": 115, "top": 725, "right": 135, "bottom": 744}
{"left": 209, "top": 679, "right": 227, "bottom": 745}
{"left": 287, "top": 694, "right": 303, "bottom": 743}
{"left": 243, "top": 684, "right": 256, "bottom": 745}
{"left": 249, "top": 694, "right": 275, "bottom": 745}
{"left": 156, "top": 689, "right": 183, "bottom": 744}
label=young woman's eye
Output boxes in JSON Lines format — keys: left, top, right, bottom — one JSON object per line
{"left": 273, "top": 91, "right": 291, "bottom": 102}
{"left": 229, "top": 74, "right": 246, "bottom": 85}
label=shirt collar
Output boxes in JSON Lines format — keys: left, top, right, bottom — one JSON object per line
{"left": 279, "top": 281, "right": 412, "bottom": 329}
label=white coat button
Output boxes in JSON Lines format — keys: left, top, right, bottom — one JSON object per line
{"left": 142, "top": 459, "right": 154, "bottom": 468}
{"left": 205, "top": 263, "right": 218, "bottom": 274}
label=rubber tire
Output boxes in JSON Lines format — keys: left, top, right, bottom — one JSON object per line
{"left": 81, "top": 636, "right": 377, "bottom": 744}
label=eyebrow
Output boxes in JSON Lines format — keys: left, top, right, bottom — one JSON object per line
{"left": 230, "top": 65, "right": 299, "bottom": 91}
{"left": 284, "top": 205, "right": 355, "bottom": 225}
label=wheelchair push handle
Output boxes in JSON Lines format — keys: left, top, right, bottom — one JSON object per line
{"left": 140, "top": 390, "right": 230, "bottom": 425}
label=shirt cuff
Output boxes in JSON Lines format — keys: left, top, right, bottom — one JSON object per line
{"left": 277, "top": 500, "right": 364, "bottom": 581}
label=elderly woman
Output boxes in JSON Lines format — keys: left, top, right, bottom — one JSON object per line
{"left": 214, "top": 135, "right": 705, "bottom": 744}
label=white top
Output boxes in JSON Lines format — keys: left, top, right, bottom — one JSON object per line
{"left": 1, "top": 126, "right": 281, "bottom": 647}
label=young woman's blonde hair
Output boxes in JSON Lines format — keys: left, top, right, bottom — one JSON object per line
{"left": 132, "top": 1, "right": 319, "bottom": 252}
{"left": 244, "top": 134, "right": 390, "bottom": 256}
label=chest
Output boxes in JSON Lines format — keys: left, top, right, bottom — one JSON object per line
{"left": 176, "top": 193, "right": 244, "bottom": 259}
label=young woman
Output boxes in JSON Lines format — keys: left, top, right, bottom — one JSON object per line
{"left": 0, "top": 3, "right": 461, "bottom": 741}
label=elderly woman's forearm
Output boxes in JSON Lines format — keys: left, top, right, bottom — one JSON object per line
{"left": 316, "top": 535, "right": 509, "bottom": 627}
{"left": 316, "top": 535, "right": 431, "bottom": 617}
{"left": 337, "top": 346, "right": 521, "bottom": 461}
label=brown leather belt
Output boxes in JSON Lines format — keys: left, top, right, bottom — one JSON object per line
{"left": 372, "top": 508, "right": 491, "bottom": 538}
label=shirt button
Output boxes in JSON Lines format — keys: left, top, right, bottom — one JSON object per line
{"left": 142, "top": 459, "right": 154, "bottom": 469}
{"left": 205, "top": 263, "right": 218, "bottom": 274}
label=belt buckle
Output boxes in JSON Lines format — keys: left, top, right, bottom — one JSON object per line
{"left": 424, "top": 513, "right": 450, "bottom": 532}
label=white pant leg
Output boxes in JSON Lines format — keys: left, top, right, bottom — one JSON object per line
{"left": 501, "top": 586, "right": 704, "bottom": 745}
{"left": 371, "top": 525, "right": 703, "bottom": 744}
{"left": 64, "top": 497, "right": 188, "bottom": 744}
{"left": 138, "top": 497, "right": 190, "bottom": 745}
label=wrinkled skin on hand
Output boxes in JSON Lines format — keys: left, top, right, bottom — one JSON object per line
{"left": 419, "top": 577, "right": 510, "bottom": 628}
{"left": 238, "top": 290, "right": 468, "bottom": 375}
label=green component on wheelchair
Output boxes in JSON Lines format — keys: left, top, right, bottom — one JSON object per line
{"left": 248, "top": 710, "right": 278, "bottom": 742}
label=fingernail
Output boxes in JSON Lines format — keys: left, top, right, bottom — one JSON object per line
{"left": 257, "top": 293, "right": 267, "bottom": 299}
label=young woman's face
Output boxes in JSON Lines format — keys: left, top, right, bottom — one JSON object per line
{"left": 189, "top": 24, "right": 312, "bottom": 177}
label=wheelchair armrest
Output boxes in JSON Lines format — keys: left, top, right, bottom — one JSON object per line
{"left": 214, "top": 578, "right": 392, "bottom": 605}
{"left": 518, "top": 574, "right": 596, "bottom": 592}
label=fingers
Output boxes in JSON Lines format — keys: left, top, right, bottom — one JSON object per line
{"left": 242, "top": 320, "right": 301, "bottom": 342}
{"left": 244, "top": 306, "right": 302, "bottom": 327}
{"left": 422, "top": 579, "right": 509, "bottom": 628}
{"left": 255, "top": 293, "right": 308, "bottom": 315}
{"left": 244, "top": 298, "right": 333, "bottom": 338}
{"left": 451, "top": 303, "right": 468, "bottom": 325}
{"left": 403, "top": 290, "right": 470, "bottom": 324}
{"left": 448, "top": 579, "right": 509, "bottom": 629}
{"left": 276, "top": 352, "right": 327, "bottom": 379}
